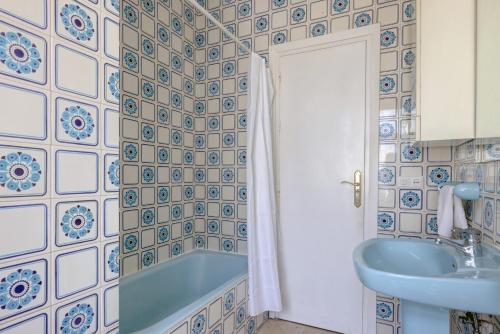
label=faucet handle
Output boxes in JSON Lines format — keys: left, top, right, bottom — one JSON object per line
{"left": 452, "top": 227, "right": 482, "bottom": 245}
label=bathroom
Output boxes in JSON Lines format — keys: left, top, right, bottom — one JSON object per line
{"left": 0, "top": 0, "right": 499, "bottom": 333}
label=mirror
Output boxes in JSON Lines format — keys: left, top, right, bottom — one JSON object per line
{"left": 476, "top": 0, "right": 500, "bottom": 139}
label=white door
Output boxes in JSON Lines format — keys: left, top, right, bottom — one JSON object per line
{"left": 270, "top": 26, "right": 379, "bottom": 334}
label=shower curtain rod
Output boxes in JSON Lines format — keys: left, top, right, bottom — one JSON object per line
{"left": 185, "top": 0, "right": 253, "bottom": 55}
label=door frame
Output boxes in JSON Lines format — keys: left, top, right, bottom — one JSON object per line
{"left": 269, "top": 24, "right": 380, "bottom": 334}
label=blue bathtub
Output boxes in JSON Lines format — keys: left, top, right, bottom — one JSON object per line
{"left": 120, "top": 250, "right": 248, "bottom": 334}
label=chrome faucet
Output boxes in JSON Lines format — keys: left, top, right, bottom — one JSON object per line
{"left": 435, "top": 227, "right": 483, "bottom": 257}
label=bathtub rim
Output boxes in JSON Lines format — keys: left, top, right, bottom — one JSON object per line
{"left": 120, "top": 249, "right": 248, "bottom": 334}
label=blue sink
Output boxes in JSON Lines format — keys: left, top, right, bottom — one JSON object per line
{"left": 353, "top": 238, "right": 500, "bottom": 333}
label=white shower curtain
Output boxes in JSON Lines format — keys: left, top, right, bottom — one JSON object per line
{"left": 247, "top": 52, "right": 282, "bottom": 316}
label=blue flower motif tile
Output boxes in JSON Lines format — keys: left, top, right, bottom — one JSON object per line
{"left": 123, "top": 232, "right": 138, "bottom": 252}
{"left": 158, "top": 24, "right": 170, "bottom": 46}
{"left": 237, "top": 222, "right": 247, "bottom": 237}
{"left": 291, "top": 6, "right": 306, "bottom": 24}
{"left": 57, "top": 202, "right": 97, "bottom": 245}
{"left": 171, "top": 91, "right": 182, "bottom": 108}
{"left": 123, "top": 2, "right": 139, "bottom": 27}
{"left": 158, "top": 226, "right": 170, "bottom": 243}
{"left": 0, "top": 147, "right": 46, "bottom": 197}
{"left": 208, "top": 220, "right": 219, "bottom": 234}
{"left": 171, "top": 15, "right": 183, "bottom": 36}
{"left": 401, "top": 142, "right": 422, "bottom": 162}
{"left": 483, "top": 198, "right": 495, "bottom": 232}
{"left": 141, "top": 0, "right": 155, "bottom": 16}
{"left": 105, "top": 155, "right": 119, "bottom": 192}
{"left": 57, "top": 0, "right": 97, "bottom": 51}
{"left": 332, "top": 0, "right": 349, "bottom": 13}
{"left": 255, "top": 16, "right": 269, "bottom": 32}
{"left": 123, "top": 188, "right": 138, "bottom": 208}
{"left": 191, "top": 312, "right": 206, "bottom": 334}
{"left": 142, "top": 249, "right": 155, "bottom": 268}
{"left": 222, "top": 238, "right": 234, "bottom": 252}
{"left": 56, "top": 98, "right": 98, "bottom": 146}
{"left": 377, "top": 211, "right": 395, "bottom": 231}
{"left": 141, "top": 35, "right": 155, "bottom": 58}
{"left": 172, "top": 242, "right": 182, "bottom": 256}
{"left": 208, "top": 46, "right": 220, "bottom": 62}
{"left": 123, "top": 49, "right": 138, "bottom": 72}
{"left": 310, "top": 22, "right": 327, "bottom": 37}
{"left": 379, "top": 120, "right": 397, "bottom": 140}
{"left": 236, "top": 305, "right": 246, "bottom": 327}
{"left": 195, "top": 202, "right": 205, "bottom": 216}
{"left": 354, "top": 11, "right": 372, "bottom": 27}
{"left": 105, "top": 64, "right": 120, "bottom": 104}
{"left": 171, "top": 204, "right": 182, "bottom": 220}
{"left": 376, "top": 301, "right": 394, "bottom": 321}
{"left": 378, "top": 166, "right": 396, "bottom": 185}
{"left": 402, "top": 48, "right": 415, "bottom": 68}
{"left": 426, "top": 214, "right": 438, "bottom": 234}
{"left": 427, "top": 166, "right": 451, "bottom": 187}
{"left": 224, "top": 290, "right": 234, "bottom": 313}
{"left": 400, "top": 190, "right": 422, "bottom": 210}
{"left": 0, "top": 22, "right": 47, "bottom": 85}
{"left": 272, "top": 0, "right": 287, "bottom": 9}
{"left": 0, "top": 259, "right": 47, "bottom": 321}
{"left": 238, "top": 2, "right": 251, "bottom": 18}
{"left": 380, "top": 75, "right": 397, "bottom": 94}
{"left": 142, "top": 166, "right": 155, "bottom": 184}
{"left": 272, "top": 31, "right": 287, "bottom": 45}
{"left": 403, "top": 1, "right": 416, "bottom": 21}
{"left": 105, "top": 0, "right": 120, "bottom": 16}
{"left": 55, "top": 294, "right": 97, "bottom": 334}
{"left": 195, "top": 236, "right": 205, "bottom": 248}
{"left": 380, "top": 29, "right": 397, "bottom": 48}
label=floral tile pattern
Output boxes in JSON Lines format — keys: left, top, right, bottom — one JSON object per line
{"left": 0, "top": 0, "right": 118, "bottom": 332}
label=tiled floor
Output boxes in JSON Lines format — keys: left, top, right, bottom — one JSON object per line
{"left": 258, "top": 319, "right": 341, "bottom": 334}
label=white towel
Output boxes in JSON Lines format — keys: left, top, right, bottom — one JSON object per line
{"left": 437, "top": 185, "right": 468, "bottom": 237}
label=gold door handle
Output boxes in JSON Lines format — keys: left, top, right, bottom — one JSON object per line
{"left": 340, "top": 170, "right": 362, "bottom": 208}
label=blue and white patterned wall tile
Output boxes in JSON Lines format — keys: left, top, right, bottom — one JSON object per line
{"left": 399, "top": 189, "right": 422, "bottom": 210}
{"left": 55, "top": 199, "right": 98, "bottom": 248}
{"left": 55, "top": 96, "right": 99, "bottom": 147}
{"left": 54, "top": 293, "right": 98, "bottom": 334}
{"left": 0, "top": 21, "right": 47, "bottom": 86}
{"left": 55, "top": 0, "right": 98, "bottom": 51}
{"left": 103, "top": 242, "right": 119, "bottom": 282}
{"left": 426, "top": 166, "right": 451, "bottom": 187}
{"left": 0, "top": 0, "right": 118, "bottom": 330}
{"left": 0, "top": 145, "right": 47, "bottom": 199}
{"left": 0, "top": 258, "right": 48, "bottom": 322}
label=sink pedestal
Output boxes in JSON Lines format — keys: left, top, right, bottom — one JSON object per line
{"left": 401, "top": 300, "right": 450, "bottom": 334}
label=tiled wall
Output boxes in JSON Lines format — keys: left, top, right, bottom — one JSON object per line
{"left": 119, "top": 0, "right": 203, "bottom": 275}
{"left": 192, "top": 0, "right": 445, "bottom": 332}
{"left": 453, "top": 139, "right": 500, "bottom": 333}
{"left": 117, "top": 0, "right": 497, "bottom": 333}
{"left": 0, "top": 1, "right": 119, "bottom": 333}
{"left": 167, "top": 276, "right": 265, "bottom": 334}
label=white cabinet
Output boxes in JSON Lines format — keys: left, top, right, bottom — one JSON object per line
{"left": 416, "top": 0, "right": 476, "bottom": 142}
{"left": 476, "top": 0, "right": 500, "bottom": 139}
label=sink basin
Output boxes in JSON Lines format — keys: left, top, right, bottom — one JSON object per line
{"left": 353, "top": 238, "right": 500, "bottom": 334}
